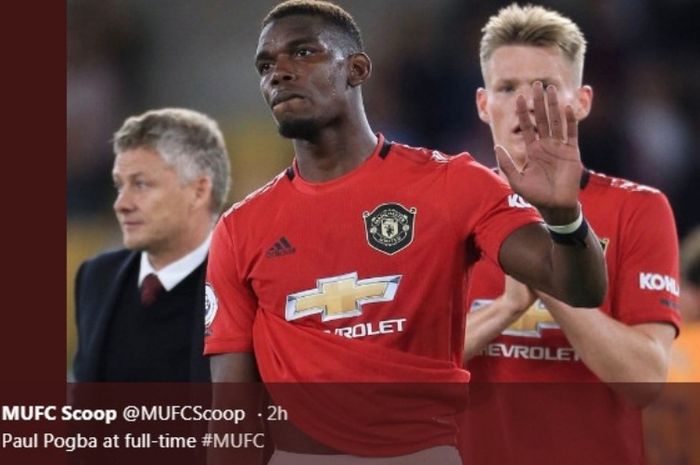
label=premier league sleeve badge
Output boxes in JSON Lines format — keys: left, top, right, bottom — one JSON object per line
{"left": 363, "top": 203, "right": 417, "bottom": 255}
{"left": 204, "top": 282, "right": 219, "bottom": 336}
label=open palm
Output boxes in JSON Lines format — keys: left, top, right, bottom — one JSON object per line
{"left": 497, "top": 82, "right": 582, "bottom": 214}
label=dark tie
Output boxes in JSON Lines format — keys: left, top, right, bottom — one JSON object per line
{"left": 140, "top": 273, "right": 164, "bottom": 307}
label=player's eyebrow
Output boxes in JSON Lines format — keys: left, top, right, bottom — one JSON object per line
{"left": 112, "top": 171, "right": 146, "bottom": 181}
{"left": 495, "top": 78, "right": 517, "bottom": 86}
{"left": 493, "top": 77, "right": 559, "bottom": 86}
{"left": 255, "top": 36, "right": 323, "bottom": 63}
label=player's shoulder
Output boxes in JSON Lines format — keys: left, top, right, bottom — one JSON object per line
{"left": 388, "top": 140, "right": 484, "bottom": 173}
{"left": 585, "top": 171, "right": 673, "bottom": 222}
{"left": 221, "top": 169, "right": 290, "bottom": 221}
{"left": 587, "top": 170, "right": 667, "bottom": 201}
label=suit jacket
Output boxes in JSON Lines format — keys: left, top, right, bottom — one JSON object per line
{"left": 72, "top": 249, "right": 210, "bottom": 382}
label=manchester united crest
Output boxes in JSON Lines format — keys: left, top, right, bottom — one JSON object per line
{"left": 363, "top": 203, "right": 417, "bottom": 255}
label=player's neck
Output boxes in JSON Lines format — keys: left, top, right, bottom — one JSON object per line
{"left": 293, "top": 116, "right": 377, "bottom": 183}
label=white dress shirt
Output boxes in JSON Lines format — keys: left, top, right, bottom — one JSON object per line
{"left": 138, "top": 234, "right": 212, "bottom": 291}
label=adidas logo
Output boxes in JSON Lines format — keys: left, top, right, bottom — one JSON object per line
{"left": 266, "top": 236, "right": 296, "bottom": 258}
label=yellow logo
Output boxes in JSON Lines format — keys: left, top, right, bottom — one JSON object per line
{"left": 504, "top": 300, "right": 559, "bottom": 338}
{"left": 286, "top": 272, "right": 401, "bottom": 322}
{"left": 471, "top": 299, "right": 559, "bottom": 338}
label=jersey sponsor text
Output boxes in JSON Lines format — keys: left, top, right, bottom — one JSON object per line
{"left": 326, "top": 318, "right": 407, "bottom": 339}
{"left": 480, "top": 343, "right": 581, "bottom": 362}
{"left": 639, "top": 272, "right": 680, "bottom": 296}
{"left": 507, "top": 194, "right": 532, "bottom": 209}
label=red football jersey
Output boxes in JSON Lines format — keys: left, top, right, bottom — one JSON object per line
{"left": 205, "top": 135, "right": 541, "bottom": 373}
{"left": 203, "top": 135, "right": 541, "bottom": 456}
{"left": 460, "top": 171, "right": 681, "bottom": 465}
{"left": 466, "top": 170, "right": 682, "bottom": 382}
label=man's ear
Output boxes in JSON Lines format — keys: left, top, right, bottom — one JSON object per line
{"left": 190, "top": 175, "right": 213, "bottom": 211}
{"left": 575, "top": 85, "right": 593, "bottom": 121}
{"left": 476, "top": 87, "right": 490, "bottom": 124}
{"left": 348, "top": 52, "right": 372, "bottom": 87}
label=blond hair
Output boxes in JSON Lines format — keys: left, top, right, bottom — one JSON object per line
{"left": 480, "top": 3, "right": 587, "bottom": 84}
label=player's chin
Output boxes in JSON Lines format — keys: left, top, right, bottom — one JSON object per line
{"left": 277, "top": 117, "right": 321, "bottom": 140}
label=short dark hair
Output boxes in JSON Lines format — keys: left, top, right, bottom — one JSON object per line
{"left": 262, "top": 0, "right": 363, "bottom": 52}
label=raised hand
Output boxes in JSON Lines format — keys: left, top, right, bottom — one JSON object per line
{"left": 496, "top": 81, "right": 583, "bottom": 224}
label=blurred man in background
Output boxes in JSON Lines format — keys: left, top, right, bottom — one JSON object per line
{"left": 462, "top": 4, "right": 680, "bottom": 464}
{"left": 73, "top": 108, "right": 230, "bottom": 382}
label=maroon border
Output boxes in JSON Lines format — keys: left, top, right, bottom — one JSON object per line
{"left": 0, "top": 1, "right": 66, "bottom": 383}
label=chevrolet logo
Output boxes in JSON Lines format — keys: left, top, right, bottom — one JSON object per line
{"left": 471, "top": 299, "right": 559, "bottom": 338}
{"left": 504, "top": 300, "right": 559, "bottom": 338}
{"left": 286, "top": 272, "right": 401, "bottom": 322}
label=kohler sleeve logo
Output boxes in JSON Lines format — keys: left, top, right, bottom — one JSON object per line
{"left": 507, "top": 194, "right": 532, "bottom": 209}
{"left": 639, "top": 272, "right": 680, "bottom": 296}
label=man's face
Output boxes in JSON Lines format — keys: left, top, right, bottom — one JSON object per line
{"left": 255, "top": 15, "right": 350, "bottom": 139}
{"left": 112, "top": 148, "right": 197, "bottom": 255}
{"left": 477, "top": 45, "right": 591, "bottom": 168}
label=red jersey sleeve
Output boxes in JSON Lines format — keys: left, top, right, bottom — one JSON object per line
{"left": 446, "top": 156, "right": 542, "bottom": 266}
{"left": 204, "top": 216, "right": 258, "bottom": 354}
{"left": 613, "top": 190, "right": 681, "bottom": 331}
